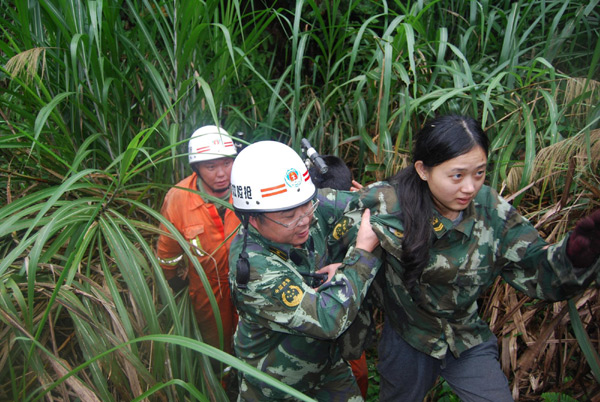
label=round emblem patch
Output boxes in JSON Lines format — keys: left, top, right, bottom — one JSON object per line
{"left": 282, "top": 285, "right": 303, "bottom": 307}
{"left": 284, "top": 168, "right": 301, "bottom": 188}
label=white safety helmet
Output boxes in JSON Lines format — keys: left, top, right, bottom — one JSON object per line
{"left": 231, "top": 141, "right": 317, "bottom": 213}
{"left": 188, "top": 125, "right": 237, "bottom": 164}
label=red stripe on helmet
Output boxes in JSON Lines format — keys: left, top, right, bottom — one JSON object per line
{"left": 261, "top": 183, "right": 286, "bottom": 193}
{"left": 262, "top": 189, "right": 287, "bottom": 197}
{"left": 261, "top": 183, "right": 287, "bottom": 197}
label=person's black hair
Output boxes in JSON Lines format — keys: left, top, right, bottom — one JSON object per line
{"left": 309, "top": 155, "right": 353, "bottom": 191}
{"left": 190, "top": 162, "right": 201, "bottom": 176}
{"left": 388, "top": 115, "right": 489, "bottom": 291}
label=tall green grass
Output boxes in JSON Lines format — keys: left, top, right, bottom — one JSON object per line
{"left": 1, "top": 0, "right": 599, "bottom": 400}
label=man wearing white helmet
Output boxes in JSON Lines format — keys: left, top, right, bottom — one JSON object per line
{"left": 228, "top": 140, "right": 381, "bottom": 401}
{"left": 156, "top": 125, "right": 239, "bottom": 357}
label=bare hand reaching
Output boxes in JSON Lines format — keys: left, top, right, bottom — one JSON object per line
{"left": 355, "top": 209, "right": 379, "bottom": 253}
{"left": 350, "top": 180, "right": 364, "bottom": 192}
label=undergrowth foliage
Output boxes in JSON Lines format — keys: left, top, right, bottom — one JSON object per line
{"left": 0, "top": 0, "right": 599, "bottom": 400}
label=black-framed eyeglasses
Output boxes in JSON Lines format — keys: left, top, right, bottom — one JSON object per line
{"left": 262, "top": 199, "right": 320, "bottom": 229}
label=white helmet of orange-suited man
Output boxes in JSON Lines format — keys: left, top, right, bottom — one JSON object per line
{"left": 230, "top": 140, "right": 317, "bottom": 213}
{"left": 188, "top": 125, "right": 237, "bottom": 164}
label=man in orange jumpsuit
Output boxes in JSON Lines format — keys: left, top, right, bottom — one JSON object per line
{"left": 157, "top": 125, "right": 240, "bottom": 356}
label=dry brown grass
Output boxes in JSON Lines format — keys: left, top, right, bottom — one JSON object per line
{"left": 482, "top": 282, "right": 600, "bottom": 400}
{"left": 505, "top": 129, "right": 600, "bottom": 203}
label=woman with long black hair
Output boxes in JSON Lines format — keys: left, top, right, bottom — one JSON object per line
{"left": 348, "top": 115, "right": 600, "bottom": 401}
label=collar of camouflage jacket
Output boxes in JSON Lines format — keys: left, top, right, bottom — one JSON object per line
{"left": 368, "top": 199, "right": 477, "bottom": 258}
{"left": 429, "top": 200, "right": 477, "bottom": 239}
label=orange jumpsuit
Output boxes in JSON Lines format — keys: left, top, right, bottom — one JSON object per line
{"left": 157, "top": 173, "right": 240, "bottom": 354}
{"left": 350, "top": 352, "right": 368, "bottom": 398}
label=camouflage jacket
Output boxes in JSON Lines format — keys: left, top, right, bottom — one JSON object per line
{"left": 347, "top": 182, "right": 600, "bottom": 359}
{"left": 228, "top": 188, "right": 381, "bottom": 396}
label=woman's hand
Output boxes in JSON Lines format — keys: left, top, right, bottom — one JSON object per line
{"left": 350, "top": 180, "right": 364, "bottom": 192}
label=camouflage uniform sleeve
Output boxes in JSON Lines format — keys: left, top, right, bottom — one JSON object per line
{"left": 355, "top": 181, "right": 400, "bottom": 213}
{"left": 318, "top": 183, "right": 398, "bottom": 224}
{"left": 316, "top": 188, "right": 359, "bottom": 223}
{"left": 336, "top": 264, "right": 385, "bottom": 360}
{"left": 238, "top": 246, "right": 381, "bottom": 340}
{"left": 327, "top": 182, "right": 399, "bottom": 260}
{"left": 323, "top": 183, "right": 398, "bottom": 359}
{"left": 490, "top": 192, "right": 599, "bottom": 301}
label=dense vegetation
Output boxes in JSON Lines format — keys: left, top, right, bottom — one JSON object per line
{"left": 1, "top": 0, "right": 599, "bottom": 400}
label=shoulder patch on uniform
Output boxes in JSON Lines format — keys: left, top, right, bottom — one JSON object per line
{"left": 431, "top": 216, "right": 444, "bottom": 232}
{"left": 388, "top": 227, "right": 404, "bottom": 238}
{"left": 273, "top": 278, "right": 303, "bottom": 308}
{"left": 332, "top": 216, "right": 352, "bottom": 240}
{"left": 269, "top": 246, "right": 288, "bottom": 261}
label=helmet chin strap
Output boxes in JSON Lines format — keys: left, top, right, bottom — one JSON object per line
{"left": 236, "top": 214, "right": 251, "bottom": 289}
